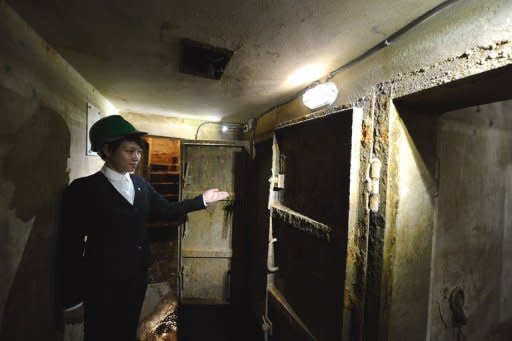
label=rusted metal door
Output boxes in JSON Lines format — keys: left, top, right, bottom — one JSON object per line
{"left": 264, "top": 108, "right": 364, "bottom": 340}
{"left": 179, "top": 141, "right": 247, "bottom": 304}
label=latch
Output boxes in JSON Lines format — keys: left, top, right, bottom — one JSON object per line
{"left": 275, "top": 174, "right": 285, "bottom": 190}
{"left": 368, "top": 158, "right": 382, "bottom": 212}
{"left": 273, "top": 153, "right": 286, "bottom": 190}
{"left": 183, "top": 162, "right": 192, "bottom": 187}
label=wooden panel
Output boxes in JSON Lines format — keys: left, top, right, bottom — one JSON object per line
{"left": 180, "top": 143, "right": 246, "bottom": 305}
{"left": 144, "top": 137, "right": 182, "bottom": 285}
{"left": 149, "top": 138, "right": 180, "bottom": 165}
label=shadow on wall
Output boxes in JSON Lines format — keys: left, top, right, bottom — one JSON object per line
{"left": 0, "top": 86, "right": 70, "bottom": 340}
{"left": 491, "top": 318, "right": 512, "bottom": 339}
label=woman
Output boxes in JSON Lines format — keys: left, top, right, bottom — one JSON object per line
{"left": 59, "top": 115, "right": 228, "bottom": 340}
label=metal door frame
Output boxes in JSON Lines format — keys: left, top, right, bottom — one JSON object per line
{"left": 262, "top": 107, "right": 365, "bottom": 340}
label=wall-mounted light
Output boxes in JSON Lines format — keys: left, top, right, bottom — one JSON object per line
{"left": 302, "top": 82, "right": 338, "bottom": 110}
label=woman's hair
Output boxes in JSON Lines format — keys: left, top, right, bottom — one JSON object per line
{"left": 98, "top": 135, "right": 144, "bottom": 160}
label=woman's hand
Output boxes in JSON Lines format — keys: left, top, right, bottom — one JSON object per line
{"left": 202, "top": 188, "right": 230, "bottom": 204}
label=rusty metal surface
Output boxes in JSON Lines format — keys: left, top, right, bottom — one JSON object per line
{"left": 271, "top": 202, "right": 331, "bottom": 241}
{"left": 179, "top": 143, "right": 245, "bottom": 304}
{"left": 275, "top": 107, "right": 354, "bottom": 130}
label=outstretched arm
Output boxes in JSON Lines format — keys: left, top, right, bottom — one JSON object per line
{"left": 202, "top": 188, "right": 230, "bottom": 204}
{"left": 149, "top": 184, "right": 229, "bottom": 221}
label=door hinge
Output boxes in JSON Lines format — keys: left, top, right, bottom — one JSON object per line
{"left": 179, "top": 266, "right": 185, "bottom": 292}
{"left": 178, "top": 266, "right": 183, "bottom": 292}
{"left": 272, "top": 174, "right": 285, "bottom": 190}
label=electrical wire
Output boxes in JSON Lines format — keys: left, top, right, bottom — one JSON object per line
{"left": 252, "top": 0, "right": 461, "bottom": 121}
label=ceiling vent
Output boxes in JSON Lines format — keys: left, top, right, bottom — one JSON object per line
{"left": 180, "top": 39, "right": 233, "bottom": 80}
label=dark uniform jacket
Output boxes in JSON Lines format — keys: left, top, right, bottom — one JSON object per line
{"left": 58, "top": 171, "right": 205, "bottom": 309}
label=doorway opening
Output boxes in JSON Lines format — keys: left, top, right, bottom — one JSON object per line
{"left": 137, "top": 136, "right": 182, "bottom": 341}
{"left": 383, "top": 64, "right": 512, "bottom": 340}
{"left": 267, "top": 108, "right": 362, "bottom": 341}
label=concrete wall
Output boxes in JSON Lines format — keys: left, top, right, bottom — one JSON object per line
{"left": 429, "top": 100, "right": 512, "bottom": 340}
{"left": 254, "top": 0, "right": 512, "bottom": 136}
{"left": 0, "top": 2, "right": 116, "bottom": 339}
{"left": 122, "top": 111, "right": 242, "bottom": 141}
{"left": 384, "top": 103, "right": 438, "bottom": 340}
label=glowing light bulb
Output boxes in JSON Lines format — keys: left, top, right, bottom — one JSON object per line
{"left": 302, "top": 82, "right": 338, "bottom": 110}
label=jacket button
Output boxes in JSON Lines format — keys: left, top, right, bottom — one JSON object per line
{"left": 136, "top": 245, "right": 142, "bottom": 250}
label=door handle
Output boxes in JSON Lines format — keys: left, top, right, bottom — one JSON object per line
{"left": 183, "top": 162, "right": 191, "bottom": 187}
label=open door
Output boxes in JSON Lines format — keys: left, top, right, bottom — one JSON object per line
{"left": 178, "top": 141, "right": 248, "bottom": 305}
{"left": 264, "top": 108, "right": 364, "bottom": 341}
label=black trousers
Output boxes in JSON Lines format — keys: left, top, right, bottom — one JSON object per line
{"left": 84, "top": 270, "right": 147, "bottom": 341}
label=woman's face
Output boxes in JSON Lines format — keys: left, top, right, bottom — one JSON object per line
{"left": 104, "top": 140, "right": 142, "bottom": 173}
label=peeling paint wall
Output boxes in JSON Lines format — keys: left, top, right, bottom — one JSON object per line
{"left": 0, "top": 2, "right": 115, "bottom": 340}
{"left": 429, "top": 101, "right": 512, "bottom": 340}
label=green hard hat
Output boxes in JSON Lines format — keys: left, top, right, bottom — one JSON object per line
{"left": 89, "top": 115, "right": 147, "bottom": 152}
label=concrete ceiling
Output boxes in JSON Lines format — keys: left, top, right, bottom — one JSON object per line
{"left": 9, "top": 0, "right": 446, "bottom": 122}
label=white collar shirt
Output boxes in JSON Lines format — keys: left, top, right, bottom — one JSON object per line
{"left": 101, "top": 165, "right": 135, "bottom": 205}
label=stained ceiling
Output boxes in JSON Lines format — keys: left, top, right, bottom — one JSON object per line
{"left": 9, "top": 0, "right": 446, "bottom": 122}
